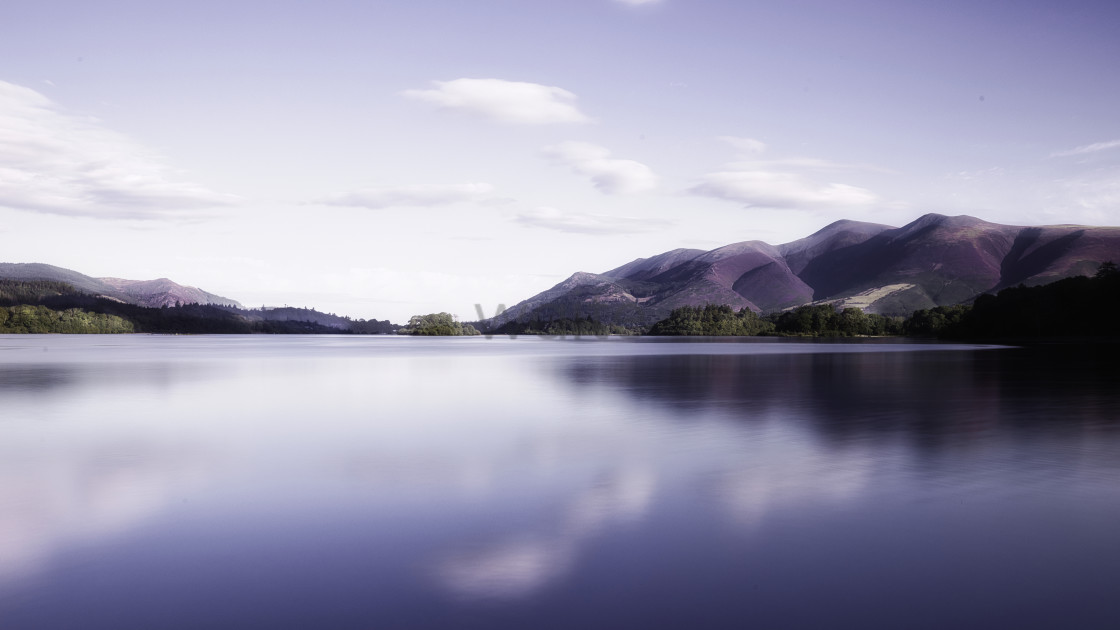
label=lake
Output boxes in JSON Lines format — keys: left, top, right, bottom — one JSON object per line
{"left": 0, "top": 335, "right": 1118, "bottom": 629}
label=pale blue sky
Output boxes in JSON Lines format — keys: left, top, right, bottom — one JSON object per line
{"left": 1, "top": 0, "right": 1117, "bottom": 321}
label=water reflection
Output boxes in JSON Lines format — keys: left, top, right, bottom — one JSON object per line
{"left": 711, "top": 447, "right": 873, "bottom": 527}
{"left": 564, "top": 346, "right": 1120, "bottom": 445}
{"left": 434, "top": 467, "right": 655, "bottom": 599}
{"left": 0, "top": 441, "right": 214, "bottom": 583}
{"left": 0, "top": 337, "right": 1118, "bottom": 629}
{"left": 0, "top": 366, "right": 76, "bottom": 394}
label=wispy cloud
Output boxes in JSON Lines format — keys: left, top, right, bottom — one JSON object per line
{"left": 690, "top": 170, "right": 878, "bottom": 209}
{"left": 1051, "top": 139, "right": 1120, "bottom": 158}
{"left": 514, "top": 206, "right": 668, "bottom": 235}
{"left": 614, "top": 0, "right": 661, "bottom": 5}
{"left": 718, "top": 136, "right": 767, "bottom": 155}
{"left": 693, "top": 143, "right": 882, "bottom": 210}
{"left": 0, "top": 80, "right": 237, "bottom": 220}
{"left": 945, "top": 166, "right": 1006, "bottom": 181}
{"left": 541, "top": 141, "right": 657, "bottom": 194}
{"left": 322, "top": 183, "right": 496, "bottom": 209}
{"left": 726, "top": 158, "right": 894, "bottom": 173}
{"left": 402, "top": 78, "right": 591, "bottom": 125}
{"left": 1048, "top": 169, "right": 1120, "bottom": 224}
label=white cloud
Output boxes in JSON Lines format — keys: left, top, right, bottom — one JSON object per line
{"left": 322, "top": 183, "right": 496, "bottom": 209}
{"left": 1051, "top": 139, "right": 1120, "bottom": 158}
{"left": 514, "top": 206, "right": 669, "bottom": 235}
{"left": 541, "top": 141, "right": 657, "bottom": 194}
{"left": 718, "top": 136, "right": 767, "bottom": 155}
{"left": 0, "top": 80, "right": 237, "bottom": 220}
{"left": 615, "top": 0, "right": 661, "bottom": 5}
{"left": 698, "top": 141, "right": 886, "bottom": 209}
{"left": 402, "top": 78, "right": 591, "bottom": 125}
{"left": 727, "top": 157, "right": 894, "bottom": 173}
{"left": 690, "top": 170, "right": 878, "bottom": 209}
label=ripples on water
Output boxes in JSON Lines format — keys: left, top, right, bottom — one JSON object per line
{"left": 0, "top": 336, "right": 1117, "bottom": 629}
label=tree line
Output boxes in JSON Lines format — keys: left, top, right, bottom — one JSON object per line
{"left": 0, "top": 305, "right": 134, "bottom": 334}
{"left": 645, "top": 304, "right": 904, "bottom": 337}
{"left": 487, "top": 316, "right": 638, "bottom": 336}
{"left": 648, "top": 304, "right": 774, "bottom": 336}
{"left": 0, "top": 280, "right": 395, "bottom": 334}
{"left": 647, "top": 262, "right": 1119, "bottom": 339}
{"left": 0, "top": 279, "right": 77, "bottom": 304}
{"left": 911, "top": 262, "right": 1119, "bottom": 339}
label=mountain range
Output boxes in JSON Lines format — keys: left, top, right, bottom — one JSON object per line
{"left": 5, "top": 212, "right": 1118, "bottom": 331}
{"left": 489, "top": 213, "right": 1120, "bottom": 327}
{"left": 0, "top": 263, "right": 242, "bottom": 309}
{"left": 0, "top": 262, "right": 400, "bottom": 334}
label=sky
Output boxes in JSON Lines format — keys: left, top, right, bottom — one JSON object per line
{"left": 1, "top": 0, "right": 1118, "bottom": 323}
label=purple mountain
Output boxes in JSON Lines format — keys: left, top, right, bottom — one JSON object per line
{"left": 0, "top": 263, "right": 242, "bottom": 308}
{"left": 490, "top": 214, "right": 1120, "bottom": 326}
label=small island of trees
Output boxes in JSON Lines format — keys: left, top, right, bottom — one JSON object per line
{"left": 398, "top": 312, "right": 481, "bottom": 336}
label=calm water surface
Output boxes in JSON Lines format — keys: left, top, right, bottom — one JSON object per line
{"left": 0, "top": 335, "right": 1118, "bottom": 629}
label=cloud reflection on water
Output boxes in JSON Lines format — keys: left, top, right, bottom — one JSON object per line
{"left": 433, "top": 467, "right": 656, "bottom": 600}
{"left": 711, "top": 448, "right": 873, "bottom": 527}
{"left": 0, "top": 444, "right": 213, "bottom": 583}
{"left": 0, "top": 352, "right": 234, "bottom": 585}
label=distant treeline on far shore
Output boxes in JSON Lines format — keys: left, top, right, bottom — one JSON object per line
{"left": 0, "top": 279, "right": 397, "bottom": 335}
{"left": 645, "top": 262, "right": 1120, "bottom": 339}
{"left": 2, "top": 262, "right": 1117, "bottom": 339}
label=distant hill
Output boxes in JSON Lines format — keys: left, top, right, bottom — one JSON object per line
{"left": 0, "top": 264, "right": 399, "bottom": 334}
{"left": 225, "top": 306, "right": 359, "bottom": 331}
{"left": 487, "top": 214, "right": 1120, "bottom": 327}
{"left": 0, "top": 263, "right": 242, "bottom": 308}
